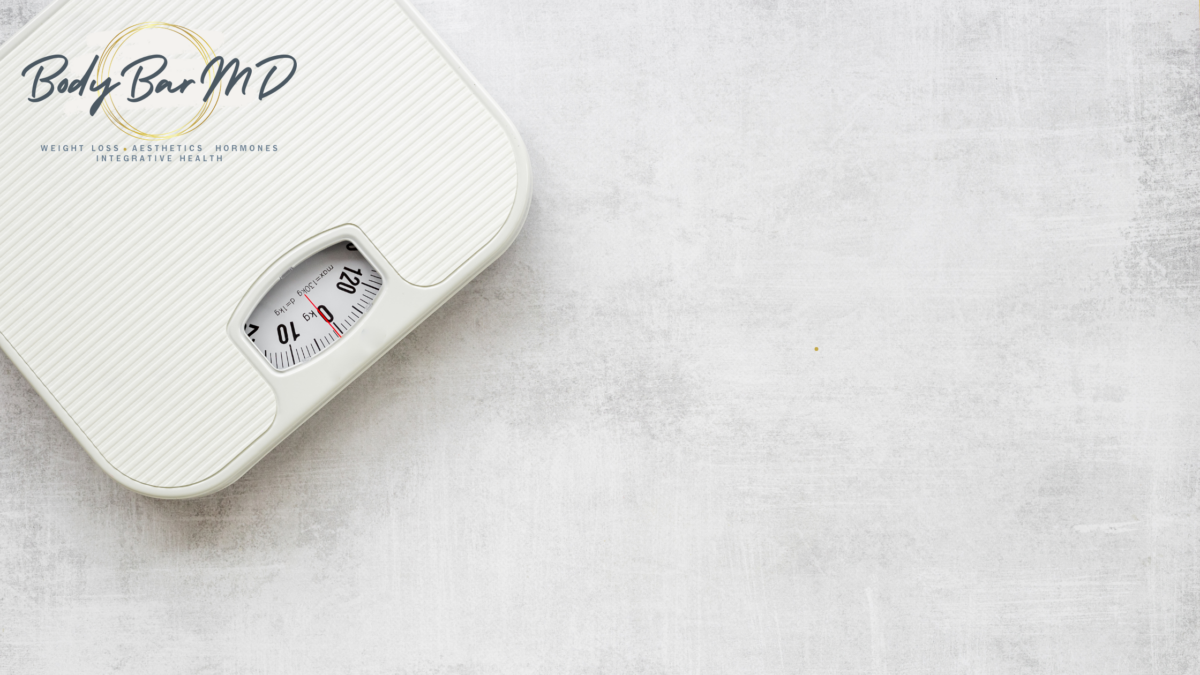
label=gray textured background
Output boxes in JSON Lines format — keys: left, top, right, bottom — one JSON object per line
{"left": 2, "top": 0, "right": 1199, "bottom": 672}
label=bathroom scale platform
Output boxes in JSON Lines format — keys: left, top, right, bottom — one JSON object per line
{"left": 0, "top": 0, "right": 531, "bottom": 498}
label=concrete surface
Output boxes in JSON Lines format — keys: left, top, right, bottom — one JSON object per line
{"left": 3, "top": 0, "right": 1200, "bottom": 672}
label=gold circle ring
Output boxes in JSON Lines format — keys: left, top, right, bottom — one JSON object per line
{"left": 97, "top": 23, "right": 220, "bottom": 141}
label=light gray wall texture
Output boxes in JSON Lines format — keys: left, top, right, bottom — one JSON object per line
{"left": 2, "top": 0, "right": 1198, "bottom": 673}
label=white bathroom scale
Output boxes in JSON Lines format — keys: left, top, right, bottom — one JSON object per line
{"left": 0, "top": 0, "right": 531, "bottom": 498}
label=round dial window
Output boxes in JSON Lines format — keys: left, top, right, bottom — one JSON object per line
{"left": 244, "top": 241, "right": 383, "bottom": 371}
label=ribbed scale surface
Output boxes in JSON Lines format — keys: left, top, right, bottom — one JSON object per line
{"left": 0, "top": 0, "right": 518, "bottom": 487}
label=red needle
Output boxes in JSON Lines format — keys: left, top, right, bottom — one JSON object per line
{"left": 305, "top": 294, "right": 342, "bottom": 337}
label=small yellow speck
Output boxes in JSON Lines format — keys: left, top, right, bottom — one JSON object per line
{"left": 815, "top": 347, "right": 819, "bottom": 351}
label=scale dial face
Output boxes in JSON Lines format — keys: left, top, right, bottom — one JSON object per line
{"left": 244, "top": 241, "right": 383, "bottom": 371}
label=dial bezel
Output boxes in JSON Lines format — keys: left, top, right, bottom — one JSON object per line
{"left": 229, "top": 225, "right": 394, "bottom": 379}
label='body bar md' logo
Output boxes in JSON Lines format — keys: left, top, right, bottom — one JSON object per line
{"left": 20, "top": 23, "right": 296, "bottom": 141}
